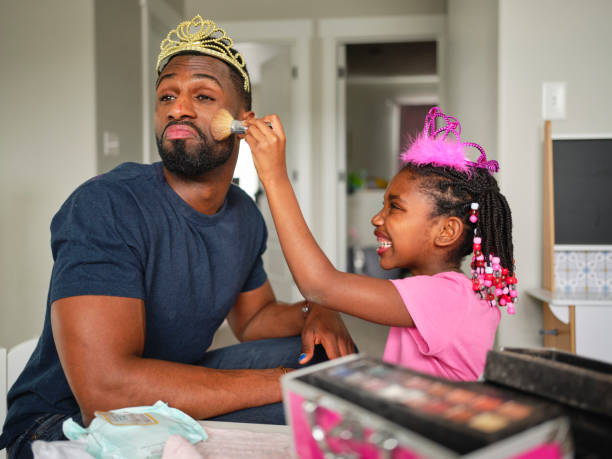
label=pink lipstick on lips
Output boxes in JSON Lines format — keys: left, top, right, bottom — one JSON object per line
{"left": 165, "top": 124, "right": 196, "bottom": 140}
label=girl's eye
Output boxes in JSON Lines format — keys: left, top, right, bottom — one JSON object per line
{"left": 196, "top": 94, "right": 214, "bottom": 101}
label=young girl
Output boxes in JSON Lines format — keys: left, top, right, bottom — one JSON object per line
{"left": 243, "top": 107, "right": 516, "bottom": 381}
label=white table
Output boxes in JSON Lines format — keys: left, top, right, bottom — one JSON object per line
{"left": 195, "top": 420, "right": 294, "bottom": 458}
{"left": 31, "top": 421, "right": 294, "bottom": 458}
{"left": 527, "top": 288, "right": 612, "bottom": 364}
{"left": 199, "top": 419, "right": 290, "bottom": 433}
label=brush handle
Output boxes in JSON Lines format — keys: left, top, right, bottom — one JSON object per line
{"left": 230, "top": 120, "right": 247, "bottom": 135}
{"left": 229, "top": 120, "right": 272, "bottom": 135}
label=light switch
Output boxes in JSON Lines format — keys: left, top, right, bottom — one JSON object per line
{"left": 103, "top": 131, "right": 120, "bottom": 156}
{"left": 542, "top": 82, "right": 566, "bottom": 120}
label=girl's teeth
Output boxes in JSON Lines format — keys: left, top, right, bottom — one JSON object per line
{"left": 378, "top": 240, "right": 392, "bottom": 248}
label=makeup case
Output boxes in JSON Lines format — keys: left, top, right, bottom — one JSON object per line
{"left": 484, "top": 347, "right": 612, "bottom": 457}
{"left": 282, "top": 354, "right": 572, "bottom": 458}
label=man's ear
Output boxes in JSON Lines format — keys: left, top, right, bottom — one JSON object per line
{"left": 434, "top": 216, "right": 464, "bottom": 247}
{"left": 240, "top": 111, "right": 255, "bottom": 121}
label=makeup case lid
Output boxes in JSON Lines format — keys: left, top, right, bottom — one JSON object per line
{"left": 483, "top": 347, "right": 612, "bottom": 418}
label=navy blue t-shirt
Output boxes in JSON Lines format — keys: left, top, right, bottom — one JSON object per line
{"left": 0, "top": 162, "right": 268, "bottom": 447}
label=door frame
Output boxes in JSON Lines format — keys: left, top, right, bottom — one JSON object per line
{"left": 140, "top": 0, "right": 182, "bottom": 165}
{"left": 318, "top": 15, "right": 446, "bottom": 270}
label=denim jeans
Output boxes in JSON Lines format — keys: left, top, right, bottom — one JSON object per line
{"left": 7, "top": 335, "right": 327, "bottom": 459}
{"left": 7, "top": 413, "right": 83, "bottom": 459}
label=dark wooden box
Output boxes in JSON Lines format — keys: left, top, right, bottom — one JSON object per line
{"left": 484, "top": 347, "right": 612, "bottom": 458}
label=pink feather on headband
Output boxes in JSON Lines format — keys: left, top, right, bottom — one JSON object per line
{"left": 400, "top": 135, "right": 470, "bottom": 173}
{"left": 400, "top": 107, "right": 499, "bottom": 175}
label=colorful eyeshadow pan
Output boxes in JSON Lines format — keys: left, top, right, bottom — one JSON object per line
{"left": 471, "top": 395, "right": 503, "bottom": 411}
{"left": 427, "top": 382, "right": 451, "bottom": 397}
{"left": 498, "top": 401, "right": 532, "bottom": 420}
{"left": 444, "top": 406, "right": 477, "bottom": 423}
{"left": 469, "top": 413, "right": 509, "bottom": 433}
{"left": 445, "top": 388, "right": 476, "bottom": 404}
{"left": 422, "top": 400, "right": 452, "bottom": 415}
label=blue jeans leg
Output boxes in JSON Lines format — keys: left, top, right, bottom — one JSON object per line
{"left": 7, "top": 412, "right": 82, "bottom": 459}
{"left": 198, "top": 336, "right": 329, "bottom": 424}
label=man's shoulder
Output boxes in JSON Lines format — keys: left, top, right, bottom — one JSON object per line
{"left": 71, "top": 162, "right": 159, "bottom": 200}
{"left": 84, "top": 162, "right": 158, "bottom": 187}
{"left": 54, "top": 163, "right": 162, "bottom": 224}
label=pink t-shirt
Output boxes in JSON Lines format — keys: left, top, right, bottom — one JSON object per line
{"left": 383, "top": 271, "right": 500, "bottom": 381}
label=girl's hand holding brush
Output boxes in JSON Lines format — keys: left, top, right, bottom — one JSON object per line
{"left": 210, "top": 108, "right": 272, "bottom": 141}
{"left": 242, "top": 114, "right": 289, "bottom": 185}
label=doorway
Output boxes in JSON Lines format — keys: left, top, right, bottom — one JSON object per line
{"left": 345, "top": 41, "right": 439, "bottom": 279}
{"left": 318, "top": 15, "right": 445, "bottom": 358}
{"left": 318, "top": 15, "right": 445, "bottom": 274}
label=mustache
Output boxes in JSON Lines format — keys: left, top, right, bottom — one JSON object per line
{"left": 162, "top": 120, "right": 207, "bottom": 140}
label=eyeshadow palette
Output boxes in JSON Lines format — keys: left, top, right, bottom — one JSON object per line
{"left": 284, "top": 355, "right": 571, "bottom": 458}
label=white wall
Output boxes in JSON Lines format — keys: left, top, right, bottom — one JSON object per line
{"left": 185, "top": 0, "right": 445, "bottom": 21}
{"left": 0, "top": 1, "right": 96, "bottom": 348}
{"left": 496, "top": 0, "right": 612, "bottom": 347}
{"left": 446, "top": 0, "right": 498, "bottom": 159}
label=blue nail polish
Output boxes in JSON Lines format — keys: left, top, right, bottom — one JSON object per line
{"left": 299, "top": 353, "right": 306, "bottom": 361}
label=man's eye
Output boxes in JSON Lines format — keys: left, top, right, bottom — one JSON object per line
{"left": 390, "top": 202, "right": 401, "bottom": 210}
{"left": 159, "top": 94, "right": 175, "bottom": 102}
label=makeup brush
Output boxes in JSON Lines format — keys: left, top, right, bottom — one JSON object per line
{"left": 210, "top": 109, "right": 272, "bottom": 141}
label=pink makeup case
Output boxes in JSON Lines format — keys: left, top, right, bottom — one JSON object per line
{"left": 282, "top": 355, "right": 572, "bottom": 458}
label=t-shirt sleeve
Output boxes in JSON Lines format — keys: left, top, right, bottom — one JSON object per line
{"left": 390, "top": 275, "right": 466, "bottom": 355}
{"left": 49, "top": 180, "right": 146, "bottom": 303}
{"left": 240, "top": 209, "right": 268, "bottom": 293}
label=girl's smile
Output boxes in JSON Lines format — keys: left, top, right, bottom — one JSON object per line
{"left": 375, "top": 231, "right": 392, "bottom": 254}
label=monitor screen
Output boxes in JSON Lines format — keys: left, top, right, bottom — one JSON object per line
{"left": 553, "top": 138, "right": 612, "bottom": 245}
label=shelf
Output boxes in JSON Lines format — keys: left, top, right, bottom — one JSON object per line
{"left": 528, "top": 288, "right": 612, "bottom": 307}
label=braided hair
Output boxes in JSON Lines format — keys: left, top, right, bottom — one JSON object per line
{"left": 401, "top": 163, "right": 514, "bottom": 273}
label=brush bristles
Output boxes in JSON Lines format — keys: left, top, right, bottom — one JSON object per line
{"left": 211, "top": 109, "right": 236, "bottom": 141}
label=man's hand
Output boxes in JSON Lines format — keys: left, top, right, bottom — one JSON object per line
{"left": 299, "top": 303, "right": 356, "bottom": 365}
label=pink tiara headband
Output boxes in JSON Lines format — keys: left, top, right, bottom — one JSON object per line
{"left": 400, "top": 107, "right": 499, "bottom": 175}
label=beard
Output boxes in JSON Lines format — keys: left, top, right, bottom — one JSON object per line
{"left": 156, "top": 121, "right": 235, "bottom": 177}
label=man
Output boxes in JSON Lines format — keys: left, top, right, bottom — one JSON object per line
{"left": 0, "top": 15, "right": 354, "bottom": 458}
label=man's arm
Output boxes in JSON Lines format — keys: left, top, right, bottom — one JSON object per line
{"left": 227, "top": 280, "right": 303, "bottom": 341}
{"left": 51, "top": 295, "right": 284, "bottom": 426}
{"left": 228, "top": 280, "right": 356, "bottom": 363}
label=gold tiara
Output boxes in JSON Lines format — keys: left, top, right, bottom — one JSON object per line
{"left": 156, "top": 15, "right": 250, "bottom": 92}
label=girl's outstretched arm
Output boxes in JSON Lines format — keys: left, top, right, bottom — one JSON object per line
{"left": 243, "top": 115, "right": 413, "bottom": 327}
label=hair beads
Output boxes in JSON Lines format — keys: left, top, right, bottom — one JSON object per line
{"left": 470, "top": 202, "right": 518, "bottom": 314}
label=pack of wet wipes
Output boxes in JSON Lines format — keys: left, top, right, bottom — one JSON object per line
{"left": 63, "top": 400, "right": 207, "bottom": 459}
